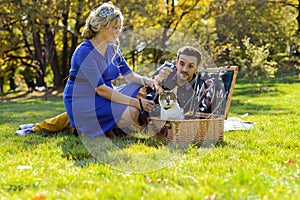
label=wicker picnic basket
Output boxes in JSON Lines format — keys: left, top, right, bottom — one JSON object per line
{"left": 148, "top": 66, "right": 239, "bottom": 145}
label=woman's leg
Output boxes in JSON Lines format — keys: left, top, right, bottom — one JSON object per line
{"left": 117, "top": 106, "right": 139, "bottom": 128}
{"left": 116, "top": 85, "right": 147, "bottom": 128}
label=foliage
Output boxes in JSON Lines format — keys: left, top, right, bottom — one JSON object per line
{"left": 0, "top": 0, "right": 97, "bottom": 88}
{"left": 0, "top": 77, "right": 300, "bottom": 199}
{"left": 212, "top": 0, "right": 299, "bottom": 73}
{"left": 229, "top": 37, "right": 277, "bottom": 87}
{"left": 0, "top": 0, "right": 299, "bottom": 90}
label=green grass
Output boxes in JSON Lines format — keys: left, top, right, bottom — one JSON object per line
{"left": 1, "top": 76, "right": 300, "bottom": 200}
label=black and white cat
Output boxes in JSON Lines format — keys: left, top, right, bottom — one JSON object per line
{"left": 159, "top": 87, "right": 184, "bottom": 120}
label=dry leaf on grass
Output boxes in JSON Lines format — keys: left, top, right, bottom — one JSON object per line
{"left": 285, "top": 158, "right": 296, "bottom": 166}
{"left": 32, "top": 195, "right": 45, "bottom": 200}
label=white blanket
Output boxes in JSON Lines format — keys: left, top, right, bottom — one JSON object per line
{"left": 224, "top": 117, "right": 254, "bottom": 132}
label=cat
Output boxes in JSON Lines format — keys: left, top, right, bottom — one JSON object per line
{"left": 159, "top": 87, "right": 184, "bottom": 120}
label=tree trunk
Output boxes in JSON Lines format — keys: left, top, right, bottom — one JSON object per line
{"left": 297, "top": 0, "right": 300, "bottom": 35}
{"left": 61, "top": 0, "right": 70, "bottom": 81}
{"left": 69, "top": 0, "right": 84, "bottom": 76}
{"left": 44, "top": 23, "right": 61, "bottom": 88}
{"left": 32, "top": 30, "right": 46, "bottom": 84}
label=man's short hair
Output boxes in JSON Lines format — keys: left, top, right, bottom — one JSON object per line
{"left": 177, "top": 46, "right": 201, "bottom": 67}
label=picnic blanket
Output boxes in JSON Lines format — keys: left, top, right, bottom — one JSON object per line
{"left": 224, "top": 117, "right": 254, "bottom": 132}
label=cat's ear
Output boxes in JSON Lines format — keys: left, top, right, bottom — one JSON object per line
{"left": 171, "top": 86, "right": 178, "bottom": 94}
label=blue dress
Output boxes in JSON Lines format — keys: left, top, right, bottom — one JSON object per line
{"left": 63, "top": 40, "right": 141, "bottom": 137}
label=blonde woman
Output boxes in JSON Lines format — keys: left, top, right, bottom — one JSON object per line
{"left": 63, "top": 2, "right": 155, "bottom": 137}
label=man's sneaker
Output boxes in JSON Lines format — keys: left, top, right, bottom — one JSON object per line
{"left": 18, "top": 123, "right": 35, "bottom": 130}
{"left": 15, "top": 128, "right": 35, "bottom": 136}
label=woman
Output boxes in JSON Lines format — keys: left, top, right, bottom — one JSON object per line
{"left": 64, "top": 2, "right": 155, "bottom": 137}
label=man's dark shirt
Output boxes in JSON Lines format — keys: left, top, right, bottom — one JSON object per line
{"left": 147, "top": 61, "right": 198, "bottom": 115}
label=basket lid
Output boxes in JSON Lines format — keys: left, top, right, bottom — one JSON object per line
{"left": 194, "top": 66, "right": 239, "bottom": 119}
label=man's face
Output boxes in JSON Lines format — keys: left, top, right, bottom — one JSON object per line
{"left": 176, "top": 54, "right": 198, "bottom": 83}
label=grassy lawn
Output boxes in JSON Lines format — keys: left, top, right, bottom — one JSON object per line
{"left": 0, "top": 76, "right": 299, "bottom": 200}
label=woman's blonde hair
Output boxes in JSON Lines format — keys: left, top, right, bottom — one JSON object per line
{"left": 81, "top": 2, "right": 123, "bottom": 39}
{"left": 82, "top": 2, "right": 123, "bottom": 65}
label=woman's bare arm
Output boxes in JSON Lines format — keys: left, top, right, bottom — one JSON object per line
{"left": 124, "top": 72, "right": 155, "bottom": 89}
{"left": 95, "top": 84, "right": 154, "bottom": 112}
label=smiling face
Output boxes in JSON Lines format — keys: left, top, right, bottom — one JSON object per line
{"left": 175, "top": 54, "right": 198, "bottom": 84}
{"left": 101, "top": 17, "right": 122, "bottom": 43}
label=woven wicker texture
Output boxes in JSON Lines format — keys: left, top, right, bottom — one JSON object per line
{"left": 149, "top": 117, "right": 224, "bottom": 145}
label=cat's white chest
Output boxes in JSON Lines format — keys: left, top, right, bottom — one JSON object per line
{"left": 160, "top": 101, "right": 184, "bottom": 120}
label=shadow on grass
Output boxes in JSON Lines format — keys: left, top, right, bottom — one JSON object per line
{"left": 234, "top": 73, "right": 300, "bottom": 97}
{"left": 4, "top": 125, "right": 229, "bottom": 174}
{"left": 56, "top": 133, "right": 168, "bottom": 168}
{"left": 229, "top": 99, "right": 292, "bottom": 116}
{"left": 0, "top": 87, "right": 64, "bottom": 102}
{"left": 55, "top": 132, "right": 228, "bottom": 170}
{"left": 0, "top": 98, "right": 65, "bottom": 126}
{"left": 231, "top": 100, "right": 280, "bottom": 116}
{"left": 229, "top": 80, "right": 298, "bottom": 116}
{"left": 233, "top": 84, "right": 283, "bottom": 97}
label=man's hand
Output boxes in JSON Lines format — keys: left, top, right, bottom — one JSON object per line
{"left": 154, "top": 67, "right": 173, "bottom": 83}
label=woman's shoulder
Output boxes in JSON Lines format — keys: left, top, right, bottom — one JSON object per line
{"left": 78, "top": 40, "right": 94, "bottom": 51}
{"left": 74, "top": 40, "right": 94, "bottom": 56}
{"left": 71, "top": 40, "right": 96, "bottom": 64}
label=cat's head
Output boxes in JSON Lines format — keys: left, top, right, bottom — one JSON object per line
{"left": 159, "top": 88, "right": 178, "bottom": 110}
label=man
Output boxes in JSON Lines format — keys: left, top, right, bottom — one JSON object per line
{"left": 148, "top": 46, "right": 201, "bottom": 116}
{"left": 16, "top": 46, "right": 202, "bottom": 136}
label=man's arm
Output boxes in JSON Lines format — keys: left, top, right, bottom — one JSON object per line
{"left": 152, "top": 61, "right": 176, "bottom": 83}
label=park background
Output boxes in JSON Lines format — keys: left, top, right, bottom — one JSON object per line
{"left": 0, "top": 0, "right": 300, "bottom": 91}
{"left": 0, "top": 0, "right": 300, "bottom": 199}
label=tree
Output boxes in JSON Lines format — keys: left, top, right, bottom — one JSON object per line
{"left": 229, "top": 37, "right": 277, "bottom": 87}
{"left": 212, "top": 0, "right": 299, "bottom": 77}
{"left": 0, "top": 0, "right": 96, "bottom": 88}
{"left": 118, "top": 0, "right": 213, "bottom": 71}
{"left": 1, "top": 0, "right": 299, "bottom": 90}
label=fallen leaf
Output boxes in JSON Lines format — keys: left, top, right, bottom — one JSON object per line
{"left": 286, "top": 158, "right": 296, "bottom": 166}
{"left": 240, "top": 113, "right": 249, "bottom": 118}
{"left": 86, "top": 153, "right": 94, "bottom": 159}
{"left": 244, "top": 99, "right": 253, "bottom": 103}
{"left": 32, "top": 195, "right": 45, "bottom": 200}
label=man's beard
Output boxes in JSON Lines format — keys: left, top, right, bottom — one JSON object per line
{"left": 177, "top": 72, "right": 190, "bottom": 85}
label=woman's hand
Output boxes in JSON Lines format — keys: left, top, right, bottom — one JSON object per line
{"left": 138, "top": 98, "right": 155, "bottom": 112}
{"left": 141, "top": 76, "right": 156, "bottom": 90}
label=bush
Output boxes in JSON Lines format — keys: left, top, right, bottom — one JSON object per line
{"left": 229, "top": 37, "right": 277, "bottom": 88}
